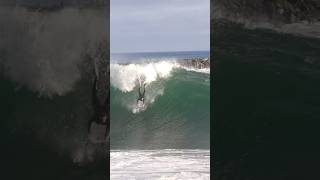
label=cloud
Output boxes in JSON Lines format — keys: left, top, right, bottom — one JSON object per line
{"left": 111, "top": 0, "right": 210, "bottom": 53}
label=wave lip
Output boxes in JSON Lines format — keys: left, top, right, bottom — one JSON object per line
{"left": 176, "top": 58, "right": 210, "bottom": 74}
{"left": 110, "top": 58, "right": 210, "bottom": 93}
{"left": 110, "top": 61, "right": 174, "bottom": 93}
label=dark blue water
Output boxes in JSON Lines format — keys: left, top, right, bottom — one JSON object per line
{"left": 111, "top": 51, "right": 209, "bottom": 63}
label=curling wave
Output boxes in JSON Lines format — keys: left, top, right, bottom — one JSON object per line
{"left": 110, "top": 59, "right": 210, "bottom": 149}
{"left": 110, "top": 59, "right": 210, "bottom": 113}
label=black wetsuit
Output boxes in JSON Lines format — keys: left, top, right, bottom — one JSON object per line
{"left": 137, "top": 84, "right": 146, "bottom": 103}
{"left": 88, "top": 77, "right": 109, "bottom": 136}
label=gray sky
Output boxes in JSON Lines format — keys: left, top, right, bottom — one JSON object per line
{"left": 111, "top": 0, "right": 210, "bottom": 53}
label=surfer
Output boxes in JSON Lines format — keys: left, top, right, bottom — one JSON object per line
{"left": 87, "top": 75, "right": 109, "bottom": 142}
{"left": 137, "top": 83, "right": 146, "bottom": 104}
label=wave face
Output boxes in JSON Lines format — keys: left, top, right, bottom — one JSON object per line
{"left": 110, "top": 58, "right": 210, "bottom": 149}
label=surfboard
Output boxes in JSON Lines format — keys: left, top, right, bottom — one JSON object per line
{"left": 137, "top": 100, "right": 144, "bottom": 108}
{"left": 132, "top": 100, "right": 146, "bottom": 114}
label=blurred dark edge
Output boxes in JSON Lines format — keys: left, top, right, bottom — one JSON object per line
{"left": 211, "top": 0, "right": 320, "bottom": 180}
{"left": 0, "top": 0, "right": 107, "bottom": 10}
{"left": 0, "top": 0, "right": 110, "bottom": 179}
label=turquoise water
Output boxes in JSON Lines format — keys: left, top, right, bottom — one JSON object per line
{"left": 110, "top": 51, "right": 210, "bottom": 149}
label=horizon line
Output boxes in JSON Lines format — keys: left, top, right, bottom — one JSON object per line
{"left": 111, "top": 49, "right": 210, "bottom": 54}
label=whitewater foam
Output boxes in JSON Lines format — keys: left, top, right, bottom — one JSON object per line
{"left": 110, "top": 60, "right": 209, "bottom": 113}
{"left": 110, "top": 60, "right": 209, "bottom": 92}
{"left": 110, "top": 61, "right": 175, "bottom": 92}
{"left": 110, "top": 149, "right": 210, "bottom": 180}
{"left": 178, "top": 65, "right": 210, "bottom": 74}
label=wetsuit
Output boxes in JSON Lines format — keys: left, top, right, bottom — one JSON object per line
{"left": 137, "top": 84, "right": 146, "bottom": 103}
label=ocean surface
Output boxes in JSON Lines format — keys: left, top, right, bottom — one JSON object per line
{"left": 111, "top": 51, "right": 209, "bottom": 63}
{"left": 111, "top": 149, "right": 210, "bottom": 180}
{"left": 110, "top": 51, "right": 210, "bottom": 179}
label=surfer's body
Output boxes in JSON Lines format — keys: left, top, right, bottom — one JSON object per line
{"left": 137, "top": 83, "right": 146, "bottom": 104}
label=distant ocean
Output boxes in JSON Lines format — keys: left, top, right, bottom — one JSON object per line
{"left": 111, "top": 50, "right": 209, "bottom": 63}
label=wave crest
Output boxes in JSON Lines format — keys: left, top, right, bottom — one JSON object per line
{"left": 110, "top": 59, "right": 210, "bottom": 92}
{"left": 110, "top": 61, "right": 175, "bottom": 92}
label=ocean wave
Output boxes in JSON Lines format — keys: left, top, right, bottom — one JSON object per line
{"left": 110, "top": 61, "right": 174, "bottom": 92}
{"left": 110, "top": 59, "right": 209, "bottom": 114}
{"left": 110, "top": 66, "right": 210, "bottom": 149}
{"left": 110, "top": 59, "right": 210, "bottom": 93}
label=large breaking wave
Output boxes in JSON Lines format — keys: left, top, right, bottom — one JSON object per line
{"left": 110, "top": 59, "right": 210, "bottom": 149}
{"left": 111, "top": 60, "right": 209, "bottom": 112}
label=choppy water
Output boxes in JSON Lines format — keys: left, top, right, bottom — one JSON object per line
{"left": 111, "top": 149, "right": 210, "bottom": 180}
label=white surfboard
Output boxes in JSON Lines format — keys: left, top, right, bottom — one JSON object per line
{"left": 133, "top": 100, "right": 146, "bottom": 114}
{"left": 137, "top": 100, "right": 144, "bottom": 108}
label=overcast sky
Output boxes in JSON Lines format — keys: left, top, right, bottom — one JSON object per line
{"left": 111, "top": 0, "right": 210, "bottom": 53}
